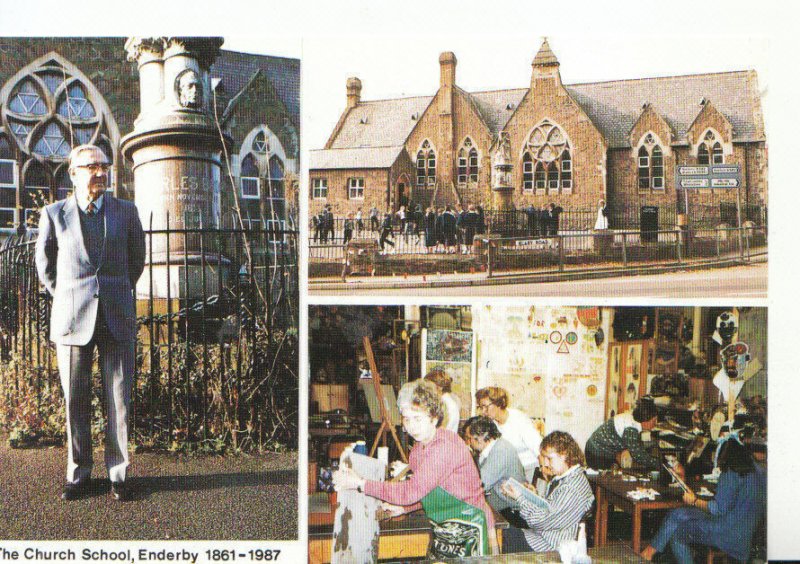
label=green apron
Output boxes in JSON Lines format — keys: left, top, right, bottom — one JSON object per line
{"left": 420, "top": 486, "right": 490, "bottom": 559}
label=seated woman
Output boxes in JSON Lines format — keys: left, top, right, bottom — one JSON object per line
{"left": 585, "top": 398, "right": 660, "bottom": 470}
{"left": 500, "top": 431, "right": 594, "bottom": 554}
{"left": 475, "top": 386, "right": 542, "bottom": 482}
{"left": 333, "top": 380, "right": 497, "bottom": 558}
{"left": 424, "top": 369, "right": 461, "bottom": 433}
{"left": 641, "top": 437, "right": 766, "bottom": 563}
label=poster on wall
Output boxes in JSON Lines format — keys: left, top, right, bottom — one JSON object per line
{"left": 624, "top": 343, "right": 643, "bottom": 411}
{"left": 426, "top": 330, "right": 473, "bottom": 363}
{"left": 423, "top": 329, "right": 475, "bottom": 421}
{"left": 606, "top": 344, "right": 621, "bottom": 419}
{"left": 484, "top": 371, "right": 547, "bottom": 419}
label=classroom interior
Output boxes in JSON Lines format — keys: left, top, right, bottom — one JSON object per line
{"left": 307, "top": 305, "right": 767, "bottom": 563}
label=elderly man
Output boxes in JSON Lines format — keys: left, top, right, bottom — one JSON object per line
{"left": 35, "top": 144, "right": 145, "bottom": 501}
{"left": 463, "top": 416, "right": 526, "bottom": 514}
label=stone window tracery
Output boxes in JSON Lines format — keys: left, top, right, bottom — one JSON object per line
{"left": 522, "top": 121, "right": 572, "bottom": 194}
{"left": 237, "top": 126, "right": 289, "bottom": 229}
{"left": 697, "top": 130, "right": 724, "bottom": 165}
{"left": 1, "top": 55, "right": 118, "bottom": 229}
{"left": 456, "top": 137, "right": 479, "bottom": 185}
{"left": 637, "top": 133, "right": 665, "bottom": 192}
{"left": 416, "top": 140, "right": 436, "bottom": 187}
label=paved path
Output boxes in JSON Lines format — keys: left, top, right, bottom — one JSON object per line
{"left": 0, "top": 439, "right": 297, "bottom": 540}
{"left": 311, "top": 262, "right": 767, "bottom": 298}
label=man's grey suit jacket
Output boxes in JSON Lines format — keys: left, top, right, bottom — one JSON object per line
{"left": 35, "top": 195, "right": 146, "bottom": 345}
{"left": 480, "top": 436, "right": 527, "bottom": 511}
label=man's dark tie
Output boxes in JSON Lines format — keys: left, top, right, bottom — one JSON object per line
{"left": 87, "top": 202, "right": 96, "bottom": 216}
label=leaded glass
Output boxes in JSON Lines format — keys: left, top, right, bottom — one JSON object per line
{"left": 9, "top": 80, "right": 47, "bottom": 115}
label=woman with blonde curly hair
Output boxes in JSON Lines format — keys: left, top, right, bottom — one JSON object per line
{"left": 334, "top": 379, "right": 497, "bottom": 557}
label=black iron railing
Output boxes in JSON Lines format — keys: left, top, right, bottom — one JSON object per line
{"left": 0, "top": 219, "right": 299, "bottom": 451}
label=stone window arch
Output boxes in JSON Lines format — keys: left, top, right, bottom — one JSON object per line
{"left": 521, "top": 120, "right": 573, "bottom": 194}
{"left": 636, "top": 132, "right": 665, "bottom": 192}
{"left": 416, "top": 139, "right": 436, "bottom": 187}
{"left": 696, "top": 129, "right": 725, "bottom": 165}
{"left": 0, "top": 52, "right": 120, "bottom": 229}
{"left": 237, "top": 125, "right": 289, "bottom": 229}
{"left": 456, "top": 137, "right": 479, "bottom": 185}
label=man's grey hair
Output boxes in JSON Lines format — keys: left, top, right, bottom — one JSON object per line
{"left": 68, "top": 144, "right": 108, "bottom": 170}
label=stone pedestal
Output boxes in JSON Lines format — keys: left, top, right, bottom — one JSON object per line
{"left": 121, "top": 37, "right": 232, "bottom": 298}
{"left": 491, "top": 132, "right": 515, "bottom": 217}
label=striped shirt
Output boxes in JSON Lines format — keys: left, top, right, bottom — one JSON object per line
{"left": 517, "top": 465, "right": 594, "bottom": 552}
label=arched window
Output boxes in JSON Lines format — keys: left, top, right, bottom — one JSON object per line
{"left": 698, "top": 144, "right": 709, "bottom": 165}
{"left": 0, "top": 134, "right": 17, "bottom": 227}
{"left": 237, "top": 125, "right": 292, "bottom": 229}
{"left": 0, "top": 54, "right": 119, "bottom": 229}
{"left": 522, "top": 121, "right": 573, "bottom": 194}
{"left": 265, "top": 155, "right": 285, "bottom": 221}
{"left": 637, "top": 133, "right": 665, "bottom": 191}
{"left": 522, "top": 152, "right": 534, "bottom": 191}
{"left": 697, "top": 130, "right": 724, "bottom": 165}
{"left": 456, "top": 137, "right": 479, "bottom": 185}
{"left": 23, "top": 161, "right": 49, "bottom": 227}
{"left": 240, "top": 153, "right": 260, "bottom": 200}
{"left": 416, "top": 140, "right": 436, "bottom": 187}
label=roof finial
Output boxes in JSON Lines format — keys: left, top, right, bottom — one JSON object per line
{"left": 533, "top": 37, "right": 559, "bottom": 67}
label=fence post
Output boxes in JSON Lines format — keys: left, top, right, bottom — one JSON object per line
{"left": 558, "top": 236, "right": 564, "bottom": 272}
{"left": 486, "top": 240, "right": 493, "bottom": 278}
{"left": 716, "top": 228, "right": 721, "bottom": 258}
{"left": 622, "top": 233, "right": 628, "bottom": 267}
{"left": 676, "top": 230, "right": 682, "bottom": 264}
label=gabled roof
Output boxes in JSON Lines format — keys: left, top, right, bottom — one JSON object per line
{"left": 567, "top": 70, "right": 763, "bottom": 147}
{"left": 310, "top": 146, "right": 404, "bottom": 170}
{"left": 212, "top": 49, "right": 300, "bottom": 123}
{"left": 467, "top": 89, "right": 527, "bottom": 137}
{"left": 326, "top": 69, "right": 764, "bottom": 156}
{"left": 328, "top": 96, "right": 433, "bottom": 149}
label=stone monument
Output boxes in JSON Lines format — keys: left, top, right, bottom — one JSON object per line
{"left": 492, "top": 131, "right": 514, "bottom": 211}
{"left": 121, "top": 37, "right": 231, "bottom": 298}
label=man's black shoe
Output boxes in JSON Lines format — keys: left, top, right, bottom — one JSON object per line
{"left": 110, "top": 481, "right": 128, "bottom": 501}
{"left": 61, "top": 480, "right": 91, "bottom": 501}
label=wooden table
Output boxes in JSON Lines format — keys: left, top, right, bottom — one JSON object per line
{"left": 592, "top": 473, "right": 712, "bottom": 554}
{"left": 308, "top": 494, "right": 508, "bottom": 563}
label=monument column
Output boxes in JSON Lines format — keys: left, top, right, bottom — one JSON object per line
{"left": 492, "top": 132, "right": 515, "bottom": 212}
{"left": 121, "top": 37, "right": 231, "bottom": 298}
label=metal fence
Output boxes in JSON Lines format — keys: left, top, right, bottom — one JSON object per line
{"left": 0, "top": 220, "right": 299, "bottom": 450}
{"left": 309, "top": 204, "right": 767, "bottom": 260}
{"left": 484, "top": 226, "right": 767, "bottom": 275}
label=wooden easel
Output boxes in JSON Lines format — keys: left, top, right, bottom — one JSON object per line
{"left": 363, "top": 336, "right": 408, "bottom": 463}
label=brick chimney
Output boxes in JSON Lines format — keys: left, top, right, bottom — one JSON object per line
{"left": 438, "top": 51, "right": 456, "bottom": 115}
{"left": 531, "top": 38, "right": 562, "bottom": 90}
{"left": 346, "top": 76, "right": 362, "bottom": 109}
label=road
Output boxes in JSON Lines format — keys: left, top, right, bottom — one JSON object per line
{"left": 311, "top": 262, "right": 767, "bottom": 298}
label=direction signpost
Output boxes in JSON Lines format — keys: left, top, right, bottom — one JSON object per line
{"left": 675, "top": 164, "right": 744, "bottom": 258}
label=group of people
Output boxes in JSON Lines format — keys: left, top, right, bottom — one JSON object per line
{"left": 334, "top": 378, "right": 766, "bottom": 562}
{"left": 333, "top": 379, "right": 591, "bottom": 557}
{"left": 523, "top": 202, "right": 565, "bottom": 237}
{"left": 313, "top": 204, "right": 488, "bottom": 253}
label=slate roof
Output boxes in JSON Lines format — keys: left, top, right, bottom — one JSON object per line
{"left": 467, "top": 89, "right": 527, "bottom": 137}
{"left": 310, "top": 146, "right": 404, "bottom": 169}
{"left": 328, "top": 96, "right": 433, "bottom": 149}
{"left": 212, "top": 49, "right": 300, "bottom": 124}
{"left": 566, "top": 70, "right": 764, "bottom": 147}
{"left": 326, "top": 69, "right": 764, "bottom": 156}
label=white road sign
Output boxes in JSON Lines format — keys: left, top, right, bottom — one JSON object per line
{"left": 680, "top": 178, "right": 709, "bottom": 188}
{"left": 711, "top": 178, "right": 740, "bottom": 188}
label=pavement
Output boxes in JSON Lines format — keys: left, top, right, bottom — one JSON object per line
{"left": 310, "top": 257, "right": 767, "bottom": 298}
{"left": 0, "top": 437, "right": 298, "bottom": 540}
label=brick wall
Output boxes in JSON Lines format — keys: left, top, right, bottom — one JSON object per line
{"left": 309, "top": 168, "right": 389, "bottom": 217}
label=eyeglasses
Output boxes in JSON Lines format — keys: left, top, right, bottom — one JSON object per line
{"left": 476, "top": 402, "right": 494, "bottom": 411}
{"left": 75, "top": 163, "right": 111, "bottom": 173}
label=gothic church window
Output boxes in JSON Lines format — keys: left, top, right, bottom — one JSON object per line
{"left": 522, "top": 121, "right": 572, "bottom": 195}
{"left": 1, "top": 55, "right": 118, "bottom": 230}
{"left": 416, "top": 140, "right": 436, "bottom": 187}
{"left": 237, "top": 126, "right": 290, "bottom": 229}
{"left": 637, "top": 133, "right": 665, "bottom": 192}
{"left": 697, "top": 130, "right": 724, "bottom": 165}
{"left": 0, "top": 134, "right": 17, "bottom": 228}
{"left": 456, "top": 137, "right": 479, "bottom": 185}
